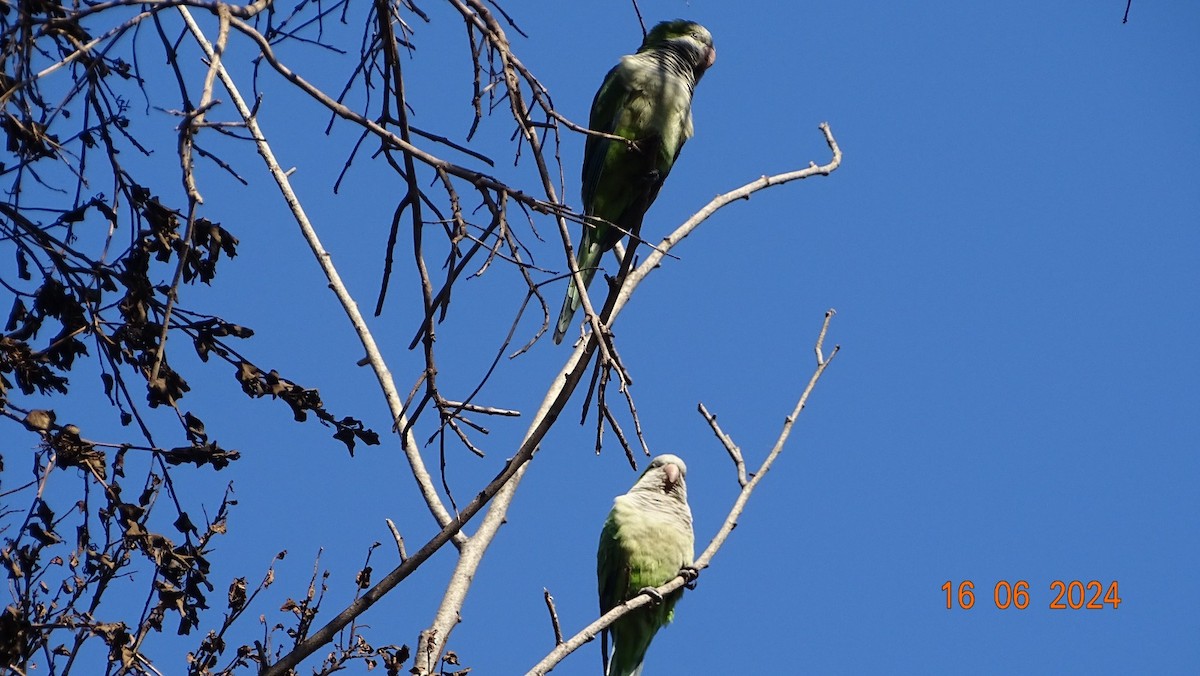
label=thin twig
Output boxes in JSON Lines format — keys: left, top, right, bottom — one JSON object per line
{"left": 698, "top": 403, "right": 746, "bottom": 487}
{"left": 440, "top": 401, "right": 520, "bottom": 417}
{"left": 542, "top": 589, "right": 564, "bottom": 646}
{"left": 385, "top": 519, "right": 407, "bottom": 562}
{"left": 632, "top": 0, "right": 647, "bottom": 37}
{"left": 600, "top": 386, "right": 637, "bottom": 470}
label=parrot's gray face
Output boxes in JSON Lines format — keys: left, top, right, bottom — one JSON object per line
{"left": 672, "top": 27, "right": 716, "bottom": 71}
{"left": 636, "top": 454, "right": 688, "bottom": 503}
{"left": 639, "top": 21, "right": 716, "bottom": 79}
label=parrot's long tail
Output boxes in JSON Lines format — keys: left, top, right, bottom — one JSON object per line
{"left": 552, "top": 241, "right": 602, "bottom": 344}
{"left": 605, "top": 627, "right": 651, "bottom": 676}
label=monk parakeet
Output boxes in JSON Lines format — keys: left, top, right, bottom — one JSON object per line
{"left": 553, "top": 20, "right": 716, "bottom": 344}
{"left": 597, "top": 454, "right": 695, "bottom": 676}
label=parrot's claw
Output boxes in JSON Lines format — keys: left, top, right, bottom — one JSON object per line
{"left": 637, "top": 587, "right": 665, "bottom": 605}
{"left": 680, "top": 565, "right": 700, "bottom": 590}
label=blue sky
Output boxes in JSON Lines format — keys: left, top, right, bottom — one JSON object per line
{"left": 5, "top": 1, "right": 1199, "bottom": 674}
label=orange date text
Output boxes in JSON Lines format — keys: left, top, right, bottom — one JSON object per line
{"left": 941, "top": 580, "right": 1121, "bottom": 610}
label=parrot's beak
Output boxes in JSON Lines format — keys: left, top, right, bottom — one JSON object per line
{"left": 662, "top": 463, "right": 681, "bottom": 490}
{"left": 705, "top": 45, "right": 716, "bottom": 69}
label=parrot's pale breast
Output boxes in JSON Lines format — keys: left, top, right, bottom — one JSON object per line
{"left": 610, "top": 493, "right": 694, "bottom": 586}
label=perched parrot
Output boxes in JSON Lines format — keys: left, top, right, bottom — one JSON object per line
{"left": 553, "top": 20, "right": 716, "bottom": 344}
{"left": 597, "top": 454, "right": 695, "bottom": 676}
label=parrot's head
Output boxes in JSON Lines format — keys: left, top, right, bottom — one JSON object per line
{"left": 633, "top": 454, "right": 689, "bottom": 504}
{"left": 640, "top": 20, "right": 716, "bottom": 80}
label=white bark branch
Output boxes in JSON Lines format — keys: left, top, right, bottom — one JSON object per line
{"left": 177, "top": 7, "right": 461, "bottom": 540}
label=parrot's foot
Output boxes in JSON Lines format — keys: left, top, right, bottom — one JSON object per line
{"left": 637, "top": 587, "right": 665, "bottom": 605}
{"left": 680, "top": 565, "right": 700, "bottom": 590}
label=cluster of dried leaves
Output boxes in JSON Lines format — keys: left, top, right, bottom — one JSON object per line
{"left": 0, "top": 0, "right": 465, "bottom": 673}
{"left": 0, "top": 0, "right": 622, "bottom": 670}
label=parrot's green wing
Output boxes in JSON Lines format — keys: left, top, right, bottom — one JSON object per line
{"left": 580, "top": 64, "right": 633, "bottom": 224}
{"left": 596, "top": 508, "right": 626, "bottom": 672}
{"left": 552, "top": 64, "right": 640, "bottom": 346}
{"left": 597, "top": 510, "right": 625, "bottom": 616}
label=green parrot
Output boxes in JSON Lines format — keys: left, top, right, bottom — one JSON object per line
{"left": 597, "top": 454, "right": 695, "bottom": 676}
{"left": 553, "top": 20, "right": 716, "bottom": 344}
